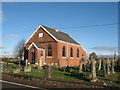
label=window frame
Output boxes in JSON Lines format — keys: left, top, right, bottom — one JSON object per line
{"left": 77, "top": 49, "right": 79, "bottom": 58}
{"left": 48, "top": 45, "right": 52, "bottom": 56}
{"left": 62, "top": 46, "right": 66, "bottom": 57}
{"left": 70, "top": 47, "right": 73, "bottom": 57}
{"left": 39, "top": 33, "right": 43, "bottom": 37}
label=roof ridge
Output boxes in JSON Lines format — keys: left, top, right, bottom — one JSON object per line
{"left": 41, "top": 25, "right": 80, "bottom": 45}
{"left": 42, "top": 25, "right": 68, "bottom": 35}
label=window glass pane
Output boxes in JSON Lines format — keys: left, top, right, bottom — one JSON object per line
{"left": 62, "top": 46, "right": 66, "bottom": 57}
{"left": 48, "top": 45, "right": 52, "bottom": 56}
{"left": 70, "top": 47, "right": 73, "bottom": 57}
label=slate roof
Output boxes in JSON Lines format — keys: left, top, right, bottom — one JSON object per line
{"left": 34, "top": 42, "right": 44, "bottom": 49}
{"left": 41, "top": 25, "right": 80, "bottom": 45}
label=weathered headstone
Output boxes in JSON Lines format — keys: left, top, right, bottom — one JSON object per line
{"left": 102, "top": 59, "right": 107, "bottom": 77}
{"left": 18, "top": 57, "right": 21, "bottom": 66}
{"left": 57, "top": 57, "right": 60, "bottom": 68}
{"left": 13, "top": 68, "right": 21, "bottom": 73}
{"left": 98, "top": 59, "right": 102, "bottom": 70}
{"left": 79, "top": 58, "right": 83, "bottom": 73}
{"left": 25, "top": 59, "right": 28, "bottom": 66}
{"left": 90, "top": 56, "right": 97, "bottom": 82}
{"left": 106, "top": 58, "right": 110, "bottom": 74}
{"left": 24, "top": 66, "right": 31, "bottom": 72}
{"left": 13, "top": 66, "right": 22, "bottom": 73}
{"left": 38, "top": 56, "right": 43, "bottom": 69}
{"left": 44, "top": 65, "right": 51, "bottom": 79}
{"left": 111, "top": 58, "right": 115, "bottom": 73}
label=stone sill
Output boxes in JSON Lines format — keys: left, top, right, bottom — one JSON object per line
{"left": 62, "top": 57, "right": 66, "bottom": 58}
{"left": 70, "top": 57, "right": 74, "bottom": 59}
{"left": 46, "top": 56, "right": 53, "bottom": 58}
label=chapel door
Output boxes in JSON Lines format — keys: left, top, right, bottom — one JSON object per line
{"left": 31, "top": 47, "right": 36, "bottom": 64}
{"left": 40, "top": 49, "right": 45, "bottom": 66}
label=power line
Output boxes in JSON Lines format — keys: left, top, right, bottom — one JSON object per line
{"left": 59, "top": 23, "right": 119, "bottom": 29}
{"left": 2, "top": 28, "right": 36, "bottom": 36}
{"left": 2, "top": 23, "right": 119, "bottom": 35}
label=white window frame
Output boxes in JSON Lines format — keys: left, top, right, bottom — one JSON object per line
{"left": 39, "top": 33, "right": 43, "bottom": 37}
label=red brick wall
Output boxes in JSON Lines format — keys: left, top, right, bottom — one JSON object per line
{"left": 26, "top": 27, "right": 55, "bottom": 49}
{"left": 57, "top": 41, "right": 86, "bottom": 67}
{"left": 26, "top": 27, "right": 58, "bottom": 66}
{"left": 26, "top": 27, "right": 86, "bottom": 67}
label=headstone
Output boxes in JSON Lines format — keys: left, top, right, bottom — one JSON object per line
{"left": 18, "top": 57, "right": 21, "bottom": 66}
{"left": 98, "top": 59, "right": 102, "bottom": 70}
{"left": 111, "top": 58, "right": 115, "bottom": 73}
{"left": 25, "top": 59, "right": 28, "bottom": 66}
{"left": 44, "top": 65, "right": 51, "bottom": 79}
{"left": 24, "top": 66, "right": 31, "bottom": 72}
{"left": 13, "top": 68, "right": 21, "bottom": 73}
{"left": 102, "top": 59, "right": 107, "bottom": 77}
{"left": 13, "top": 66, "right": 22, "bottom": 73}
{"left": 38, "top": 56, "right": 43, "bottom": 69}
{"left": 90, "top": 56, "right": 97, "bottom": 82}
{"left": 57, "top": 57, "right": 60, "bottom": 68}
{"left": 106, "top": 58, "right": 110, "bottom": 74}
{"left": 79, "top": 58, "right": 83, "bottom": 73}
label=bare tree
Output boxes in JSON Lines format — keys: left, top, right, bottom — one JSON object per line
{"left": 14, "top": 39, "right": 26, "bottom": 59}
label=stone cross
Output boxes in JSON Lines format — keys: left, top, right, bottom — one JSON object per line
{"left": 91, "top": 56, "right": 96, "bottom": 80}
{"left": 79, "top": 58, "right": 83, "bottom": 73}
{"left": 57, "top": 57, "right": 60, "bottom": 68}
{"left": 25, "top": 59, "right": 28, "bottom": 66}
{"left": 102, "top": 59, "right": 107, "bottom": 77}
{"left": 111, "top": 58, "right": 115, "bottom": 73}
{"left": 38, "top": 56, "right": 43, "bottom": 68}
{"left": 98, "top": 59, "right": 102, "bottom": 70}
{"left": 106, "top": 58, "right": 110, "bottom": 74}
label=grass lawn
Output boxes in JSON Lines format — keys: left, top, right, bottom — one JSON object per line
{"left": 3, "top": 64, "right": 18, "bottom": 72}
{"left": 3, "top": 63, "right": 120, "bottom": 85}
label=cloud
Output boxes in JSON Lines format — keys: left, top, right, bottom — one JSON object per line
{"left": 96, "top": 52, "right": 115, "bottom": 56}
{"left": 87, "top": 52, "right": 118, "bottom": 58}
{"left": 0, "top": 45, "right": 4, "bottom": 49}
{"left": 90, "top": 46, "right": 118, "bottom": 51}
{"left": 3, "top": 38, "right": 13, "bottom": 42}
{"left": 0, "top": 51, "right": 14, "bottom": 57}
{"left": 8, "top": 34, "right": 18, "bottom": 37}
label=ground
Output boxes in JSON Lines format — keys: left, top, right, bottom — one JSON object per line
{"left": 1, "top": 59, "right": 120, "bottom": 88}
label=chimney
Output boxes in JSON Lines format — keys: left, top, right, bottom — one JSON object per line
{"left": 54, "top": 28, "right": 58, "bottom": 32}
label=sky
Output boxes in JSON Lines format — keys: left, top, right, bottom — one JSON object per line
{"left": 1, "top": 2, "right": 118, "bottom": 58}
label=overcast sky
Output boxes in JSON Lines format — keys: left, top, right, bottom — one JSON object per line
{"left": 1, "top": 2, "right": 118, "bottom": 57}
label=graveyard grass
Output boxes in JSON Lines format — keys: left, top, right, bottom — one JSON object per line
{"left": 3, "top": 63, "right": 120, "bottom": 84}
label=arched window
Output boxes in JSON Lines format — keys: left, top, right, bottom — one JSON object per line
{"left": 48, "top": 45, "right": 52, "bottom": 56}
{"left": 70, "top": 47, "right": 73, "bottom": 57}
{"left": 82, "top": 54, "right": 84, "bottom": 62}
{"left": 77, "top": 49, "right": 79, "bottom": 58}
{"left": 62, "top": 46, "right": 66, "bottom": 57}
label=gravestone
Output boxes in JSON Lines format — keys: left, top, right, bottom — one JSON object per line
{"left": 57, "top": 57, "right": 60, "bottom": 68}
{"left": 106, "top": 58, "right": 110, "bottom": 74}
{"left": 44, "top": 65, "right": 51, "bottom": 79}
{"left": 90, "top": 56, "right": 97, "bottom": 82}
{"left": 13, "top": 68, "right": 21, "bottom": 73}
{"left": 98, "top": 59, "right": 102, "bottom": 70}
{"left": 18, "top": 57, "right": 21, "bottom": 66}
{"left": 25, "top": 59, "right": 28, "bottom": 66}
{"left": 102, "top": 59, "right": 107, "bottom": 77}
{"left": 13, "top": 66, "right": 22, "bottom": 73}
{"left": 38, "top": 56, "right": 43, "bottom": 69}
{"left": 111, "top": 58, "right": 115, "bottom": 73}
{"left": 79, "top": 58, "right": 83, "bottom": 73}
{"left": 24, "top": 66, "right": 31, "bottom": 72}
